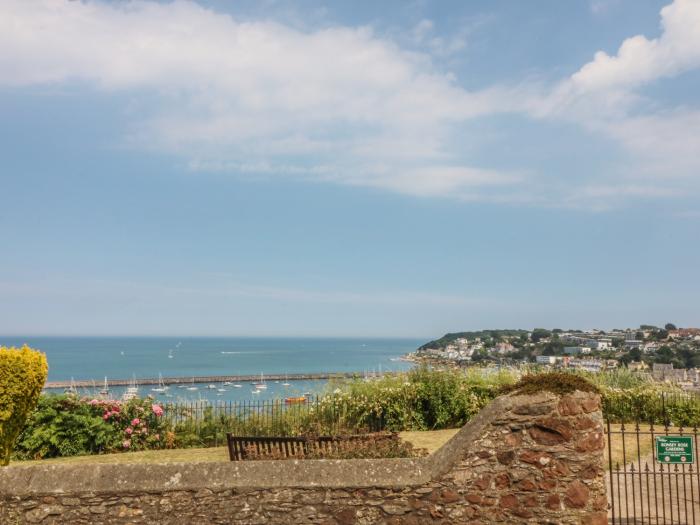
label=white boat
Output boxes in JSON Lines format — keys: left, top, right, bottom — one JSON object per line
{"left": 206, "top": 384, "right": 217, "bottom": 389}
{"left": 223, "top": 381, "right": 232, "bottom": 386}
{"left": 99, "top": 376, "right": 109, "bottom": 396}
{"left": 282, "top": 374, "right": 290, "bottom": 387}
{"left": 186, "top": 377, "right": 198, "bottom": 391}
{"left": 252, "top": 389, "right": 261, "bottom": 394}
{"left": 233, "top": 384, "right": 242, "bottom": 388}
{"left": 217, "top": 388, "right": 227, "bottom": 392}
{"left": 168, "top": 349, "right": 174, "bottom": 359}
{"left": 151, "top": 373, "right": 167, "bottom": 393}
{"left": 64, "top": 377, "right": 78, "bottom": 396}
{"left": 253, "top": 372, "right": 267, "bottom": 389}
{"left": 122, "top": 376, "right": 139, "bottom": 401}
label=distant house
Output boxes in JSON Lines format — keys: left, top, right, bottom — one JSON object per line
{"left": 628, "top": 361, "right": 649, "bottom": 371}
{"left": 652, "top": 363, "right": 688, "bottom": 383}
{"left": 642, "top": 342, "right": 659, "bottom": 353}
{"left": 669, "top": 328, "right": 700, "bottom": 340}
{"left": 567, "top": 358, "right": 605, "bottom": 373}
{"left": 624, "top": 339, "right": 643, "bottom": 350}
{"left": 494, "top": 342, "right": 515, "bottom": 354}
{"left": 536, "top": 355, "right": 557, "bottom": 365}
{"left": 564, "top": 346, "right": 591, "bottom": 356}
{"left": 580, "top": 338, "right": 612, "bottom": 350}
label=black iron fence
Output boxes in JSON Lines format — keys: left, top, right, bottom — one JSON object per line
{"left": 606, "top": 392, "right": 700, "bottom": 524}
{"left": 159, "top": 397, "right": 385, "bottom": 447}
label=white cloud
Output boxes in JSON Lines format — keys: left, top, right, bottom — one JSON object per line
{"left": 1, "top": 0, "right": 699, "bottom": 208}
{"left": 574, "top": 0, "right": 700, "bottom": 92}
{"left": 522, "top": 0, "right": 700, "bottom": 194}
{"left": 0, "top": 0, "right": 510, "bottom": 200}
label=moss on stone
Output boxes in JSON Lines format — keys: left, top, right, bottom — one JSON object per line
{"left": 501, "top": 372, "right": 599, "bottom": 396}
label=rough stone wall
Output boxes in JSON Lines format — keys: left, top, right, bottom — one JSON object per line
{"left": 0, "top": 391, "right": 606, "bottom": 524}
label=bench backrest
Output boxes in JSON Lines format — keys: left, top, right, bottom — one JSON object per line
{"left": 225, "top": 434, "right": 378, "bottom": 460}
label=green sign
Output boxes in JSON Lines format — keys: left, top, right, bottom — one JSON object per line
{"left": 656, "top": 436, "right": 694, "bottom": 464}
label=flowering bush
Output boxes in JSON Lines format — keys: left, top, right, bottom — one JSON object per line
{"left": 96, "top": 398, "right": 169, "bottom": 451}
{"left": 14, "top": 395, "right": 171, "bottom": 459}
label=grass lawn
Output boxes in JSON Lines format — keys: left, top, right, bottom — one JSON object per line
{"left": 605, "top": 423, "right": 655, "bottom": 470}
{"left": 12, "top": 429, "right": 461, "bottom": 466}
{"left": 15, "top": 426, "right": 643, "bottom": 468}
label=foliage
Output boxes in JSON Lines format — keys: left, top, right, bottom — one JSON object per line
{"left": 321, "top": 366, "right": 517, "bottom": 431}
{"left": 530, "top": 328, "right": 552, "bottom": 344}
{"left": 418, "top": 330, "right": 530, "bottom": 351}
{"left": 501, "top": 372, "right": 599, "bottom": 396}
{"left": 13, "top": 395, "right": 170, "bottom": 460}
{"left": 581, "top": 368, "right": 653, "bottom": 390}
{"left": 0, "top": 345, "right": 48, "bottom": 466}
{"left": 602, "top": 387, "right": 700, "bottom": 427}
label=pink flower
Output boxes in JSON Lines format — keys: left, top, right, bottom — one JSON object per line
{"left": 103, "top": 413, "right": 109, "bottom": 420}
{"left": 125, "top": 427, "right": 133, "bottom": 435}
{"left": 89, "top": 399, "right": 99, "bottom": 405}
{"left": 122, "top": 439, "right": 131, "bottom": 449}
{"left": 151, "top": 404, "right": 164, "bottom": 417}
{"left": 131, "top": 418, "right": 140, "bottom": 426}
{"left": 154, "top": 434, "right": 160, "bottom": 440}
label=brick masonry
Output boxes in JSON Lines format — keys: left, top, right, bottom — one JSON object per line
{"left": 0, "top": 390, "right": 606, "bottom": 524}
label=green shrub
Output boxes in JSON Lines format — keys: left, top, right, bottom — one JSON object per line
{"left": 14, "top": 396, "right": 119, "bottom": 459}
{"left": 602, "top": 386, "right": 700, "bottom": 426}
{"left": 0, "top": 345, "right": 48, "bottom": 466}
{"left": 14, "top": 395, "right": 171, "bottom": 459}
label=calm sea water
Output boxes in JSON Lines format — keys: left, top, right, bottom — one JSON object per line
{"left": 0, "top": 336, "right": 421, "bottom": 401}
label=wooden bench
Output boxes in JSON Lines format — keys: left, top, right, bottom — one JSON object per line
{"left": 226, "top": 435, "right": 308, "bottom": 461}
{"left": 225, "top": 434, "right": 380, "bottom": 461}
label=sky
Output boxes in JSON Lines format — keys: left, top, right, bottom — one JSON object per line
{"left": 0, "top": 0, "right": 698, "bottom": 338}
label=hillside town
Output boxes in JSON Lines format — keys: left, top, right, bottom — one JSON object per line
{"left": 407, "top": 324, "right": 700, "bottom": 388}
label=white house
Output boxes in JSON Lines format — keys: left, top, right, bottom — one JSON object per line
{"left": 565, "top": 346, "right": 592, "bottom": 355}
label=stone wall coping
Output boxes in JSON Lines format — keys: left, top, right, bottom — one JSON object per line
{"left": 0, "top": 390, "right": 594, "bottom": 497}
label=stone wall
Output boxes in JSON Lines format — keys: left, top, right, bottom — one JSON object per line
{"left": 0, "top": 390, "right": 606, "bottom": 524}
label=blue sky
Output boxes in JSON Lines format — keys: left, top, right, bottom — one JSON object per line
{"left": 0, "top": 0, "right": 698, "bottom": 337}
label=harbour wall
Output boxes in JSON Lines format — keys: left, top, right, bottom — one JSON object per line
{"left": 44, "top": 372, "right": 391, "bottom": 389}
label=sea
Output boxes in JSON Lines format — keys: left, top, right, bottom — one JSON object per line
{"left": 0, "top": 336, "right": 422, "bottom": 402}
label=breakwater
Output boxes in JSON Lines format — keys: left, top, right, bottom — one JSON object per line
{"left": 44, "top": 371, "right": 387, "bottom": 389}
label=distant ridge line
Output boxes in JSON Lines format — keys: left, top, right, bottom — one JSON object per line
{"left": 44, "top": 371, "right": 395, "bottom": 389}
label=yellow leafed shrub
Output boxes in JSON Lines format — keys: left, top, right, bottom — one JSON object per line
{"left": 0, "top": 345, "right": 48, "bottom": 466}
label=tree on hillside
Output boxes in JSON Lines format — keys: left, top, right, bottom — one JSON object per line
{"left": 542, "top": 341, "right": 564, "bottom": 356}
{"left": 531, "top": 328, "right": 551, "bottom": 343}
{"left": 620, "top": 348, "right": 642, "bottom": 365}
{"left": 665, "top": 323, "right": 677, "bottom": 331}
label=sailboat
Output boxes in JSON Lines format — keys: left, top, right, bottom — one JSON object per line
{"left": 99, "top": 377, "right": 110, "bottom": 396}
{"left": 122, "top": 376, "right": 139, "bottom": 401}
{"left": 64, "top": 377, "right": 78, "bottom": 395}
{"left": 168, "top": 349, "right": 174, "bottom": 359}
{"left": 186, "top": 377, "right": 198, "bottom": 391}
{"left": 253, "top": 372, "right": 267, "bottom": 390}
{"left": 282, "top": 374, "right": 291, "bottom": 387}
{"left": 151, "top": 373, "right": 167, "bottom": 393}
